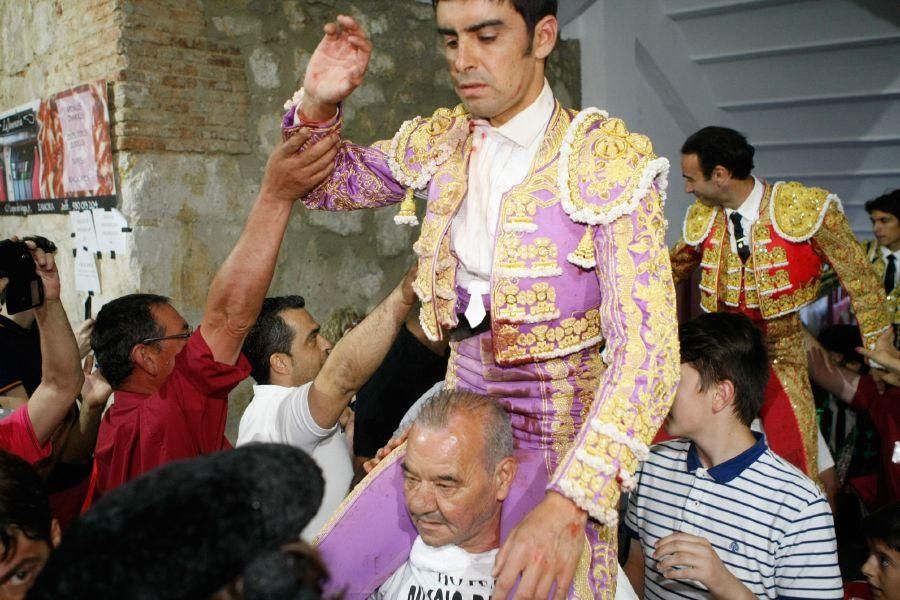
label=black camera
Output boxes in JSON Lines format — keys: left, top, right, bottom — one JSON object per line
{"left": 0, "top": 236, "right": 57, "bottom": 314}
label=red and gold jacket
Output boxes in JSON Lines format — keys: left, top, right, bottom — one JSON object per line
{"left": 671, "top": 181, "right": 889, "bottom": 348}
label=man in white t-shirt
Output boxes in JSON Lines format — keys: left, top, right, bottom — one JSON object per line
{"left": 372, "top": 389, "right": 517, "bottom": 600}
{"left": 237, "top": 269, "right": 416, "bottom": 538}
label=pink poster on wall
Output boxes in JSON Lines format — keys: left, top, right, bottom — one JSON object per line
{"left": 0, "top": 80, "right": 116, "bottom": 215}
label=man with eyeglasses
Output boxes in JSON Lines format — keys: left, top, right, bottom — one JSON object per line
{"left": 87, "top": 130, "right": 340, "bottom": 499}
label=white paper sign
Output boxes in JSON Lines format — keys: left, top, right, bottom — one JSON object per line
{"left": 91, "top": 208, "right": 128, "bottom": 254}
{"left": 69, "top": 210, "right": 99, "bottom": 252}
{"left": 74, "top": 250, "right": 101, "bottom": 293}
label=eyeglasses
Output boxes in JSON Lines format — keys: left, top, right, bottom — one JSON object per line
{"left": 141, "top": 326, "right": 194, "bottom": 345}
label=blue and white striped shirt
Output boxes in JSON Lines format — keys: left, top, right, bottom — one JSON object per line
{"left": 625, "top": 435, "right": 842, "bottom": 599}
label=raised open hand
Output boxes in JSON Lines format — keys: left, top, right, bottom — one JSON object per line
{"left": 302, "top": 15, "right": 372, "bottom": 116}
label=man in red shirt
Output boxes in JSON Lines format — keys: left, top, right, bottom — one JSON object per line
{"left": 89, "top": 129, "right": 339, "bottom": 497}
{"left": 0, "top": 240, "right": 83, "bottom": 465}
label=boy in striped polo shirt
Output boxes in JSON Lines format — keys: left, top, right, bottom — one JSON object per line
{"left": 623, "top": 312, "right": 842, "bottom": 599}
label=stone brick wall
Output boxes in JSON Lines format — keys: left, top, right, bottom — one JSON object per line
{"left": 115, "top": 0, "right": 250, "bottom": 153}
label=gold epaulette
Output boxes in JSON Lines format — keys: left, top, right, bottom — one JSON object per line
{"left": 682, "top": 201, "right": 717, "bottom": 246}
{"left": 559, "top": 109, "right": 669, "bottom": 227}
{"left": 770, "top": 181, "right": 837, "bottom": 243}
{"left": 387, "top": 104, "right": 469, "bottom": 191}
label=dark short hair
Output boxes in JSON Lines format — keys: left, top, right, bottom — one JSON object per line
{"left": 91, "top": 293, "right": 169, "bottom": 389}
{"left": 29, "top": 444, "right": 324, "bottom": 599}
{"left": 243, "top": 296, "right": 307, "bottom": 385}
{"left": 681, "top": 126, "right": 755, "bottom": 180}
{"left": 817, "top": 324, "right": 865, "bottom": 366}
{"left": 432, "top": 0, "right": 557, "bottom": 37}
{"left": 678, "top": 312, "right": 769, "bottom": 426}
{"left": 865, "top": 189, "right": 900, "bottom": 220}
{"left": 0, "top": 450, "right": 52, "bottom": 562}
{"left": 862, "top": 501, "right": 900, "bottom": 552}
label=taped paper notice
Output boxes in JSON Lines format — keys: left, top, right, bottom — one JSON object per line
{"left": 92, "top": 208, "right": 128, "bottom": 254}
{"left": 69, "top": 210, "right": 99, "bottom": 252}
{"left": 74, "top": 249, "right": 101, "bottom": 293}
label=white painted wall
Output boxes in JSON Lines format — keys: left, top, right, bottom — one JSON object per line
{"left": 564, "top": 0, "right": 900, "bottom": 239}
{"left": 562, "top": 0, "right": 733, "bottom": 242}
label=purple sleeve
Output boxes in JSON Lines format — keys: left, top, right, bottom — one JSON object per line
{"left": 283, "top": 108, "right": 407, "bottom": 211}
{"left": 549, "top": 185, "right": 680, "bottom": 524}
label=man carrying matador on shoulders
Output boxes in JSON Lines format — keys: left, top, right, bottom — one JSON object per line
{"left": 281, "top": 1, "right": 679, "bottom": 598}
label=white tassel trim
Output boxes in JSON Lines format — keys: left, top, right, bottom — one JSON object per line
{"left": 387, "top": 117, "right": 466, "bottom": 192}
{"left": 418, "top": 307, "right": 444, "bottom": 343}
{"left": 555, "top": 480, "right": 620, "bottom": 526}
{"left": 758, "top": 284, "right": 792, "bottom": 297}
{"left": 394, "top": 214, "right": 419, "bottom": 226}
{"left": 503, "top": 221, "right": 539, "bottom": 233}
{"left": 567, "top": 252, "right": 597, "bottom": 269}
{"left": 494, "top": 266, "right": 563, "bottom": 278}
{"left": 411, "top": 281, "right": 431, "bottom": 303}
{"left": 497, "top": 310, "right": 562, "bottom": 324}
{"left": 520, "top": 333, "right": 604, "bottom": 362}
{"left": 769, "top": 182, "right": 842, "bottom": 243}
{"left": 387, "top": 117, "right": 423, "bottom": 188}
{"left": 566, "top": 157, "right": 670, "bottom": 227}
{"left": 619, "top": 469, "right": 638, "bottom": 493}
{"left": 591, "top": 422, "right": 650, "bottom": 461}
{"left": 283, "top": 87, "right": 305, "bottom": 113}
{"left": 558, "top": 107, "right": 608, "bottom": 219}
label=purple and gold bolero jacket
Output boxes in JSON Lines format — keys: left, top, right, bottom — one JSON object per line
{"left": 283, "top": 98, "right": 679, "bottom": 524}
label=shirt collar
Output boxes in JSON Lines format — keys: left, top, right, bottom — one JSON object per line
{"left": 685, "top": 431, "right": 767, "bottom": 483}
{"left": 485, "top": 79, "right": 554, "bottom": 148}
{"left": 879, "top": 245, "right": 900, "bottom": 260}
{"left": 726, "top": 176, "right": 763, "bottom": 224}
{"left": 252, "top": 383, "right": 299, "bottom": 400}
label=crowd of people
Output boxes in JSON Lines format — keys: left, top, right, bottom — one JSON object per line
{"left": 1, "top": 0, "right": 899, "bottom": 598}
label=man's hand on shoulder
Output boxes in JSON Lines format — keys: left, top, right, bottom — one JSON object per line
{"left": 259, "top": 130, "right": 339, "bottom": 204}
{"left": 654, "top": 532, "right": 754, "bottom": 600}
{"left": 302, "top": 15, "right": 372, "bottom": 120}
{"left": 492, "top": 491, "right": 587, "bottom": 600}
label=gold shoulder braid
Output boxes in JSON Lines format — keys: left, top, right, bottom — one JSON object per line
{"left": 682, "top": 201, "right": 717, "bottom": 246}
{"left": 770, "top": 181, "right": 834, "bottom": 243}
{"left": 388, "top": 104, "right": 469, "bottom": 225}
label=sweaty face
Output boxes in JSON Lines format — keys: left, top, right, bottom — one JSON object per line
{"left": 870, "top": 210, "right": 900, "bottom": 252}
{"left": 862, "top": 538, "right": 900, "bottom": 600}
{"left": 681, "top": 153, "right": 722, "bottom": 207}
{"left": 665, "top": 363, "right": 713, "bottom": 439}
{"left": 280, "top": 308, "right": 332, "bottom": 387}
{"left": 436, "top": 0, "right": 550, "bottom": 126}
{"left": 0, "top": 530, "right": 52, "bottom": 600}
{"left": 402, "top": 417, "right": 504, "bottom": 552}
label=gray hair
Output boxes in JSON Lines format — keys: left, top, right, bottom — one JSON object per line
{"left": 413, "top": 389, "right": 513, "bottom": 470}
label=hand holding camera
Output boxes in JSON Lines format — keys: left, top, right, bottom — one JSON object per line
{"left": 0, "top": 236, "right": 58, "bottom": 314}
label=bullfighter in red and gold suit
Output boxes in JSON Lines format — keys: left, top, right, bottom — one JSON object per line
{"left": 670, "top": 126, "right": 890, "bottom": 478}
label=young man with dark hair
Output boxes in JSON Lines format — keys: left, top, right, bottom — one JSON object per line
{"left": 624, "top": 313, "right": 843, "bottom": 599}
{"left": 237, "top": 271, "right": 416, "bottom": 539}
{"left": 863, "top": 190, "right": 900, "bottom": 347}
{"left": 860, "top": 502, "right": 900, "bottom": 600}
{"left": 670, "top": 126, "right": 889, "bottom": 479}
{"left": 0, "top": 450, "right": 60, "bottom": 599}
{"left": 281, "top": 1, "right": 679, "bottom": 596}
{"left": 87, "top": 130, "right": 340, "bottom": 499}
